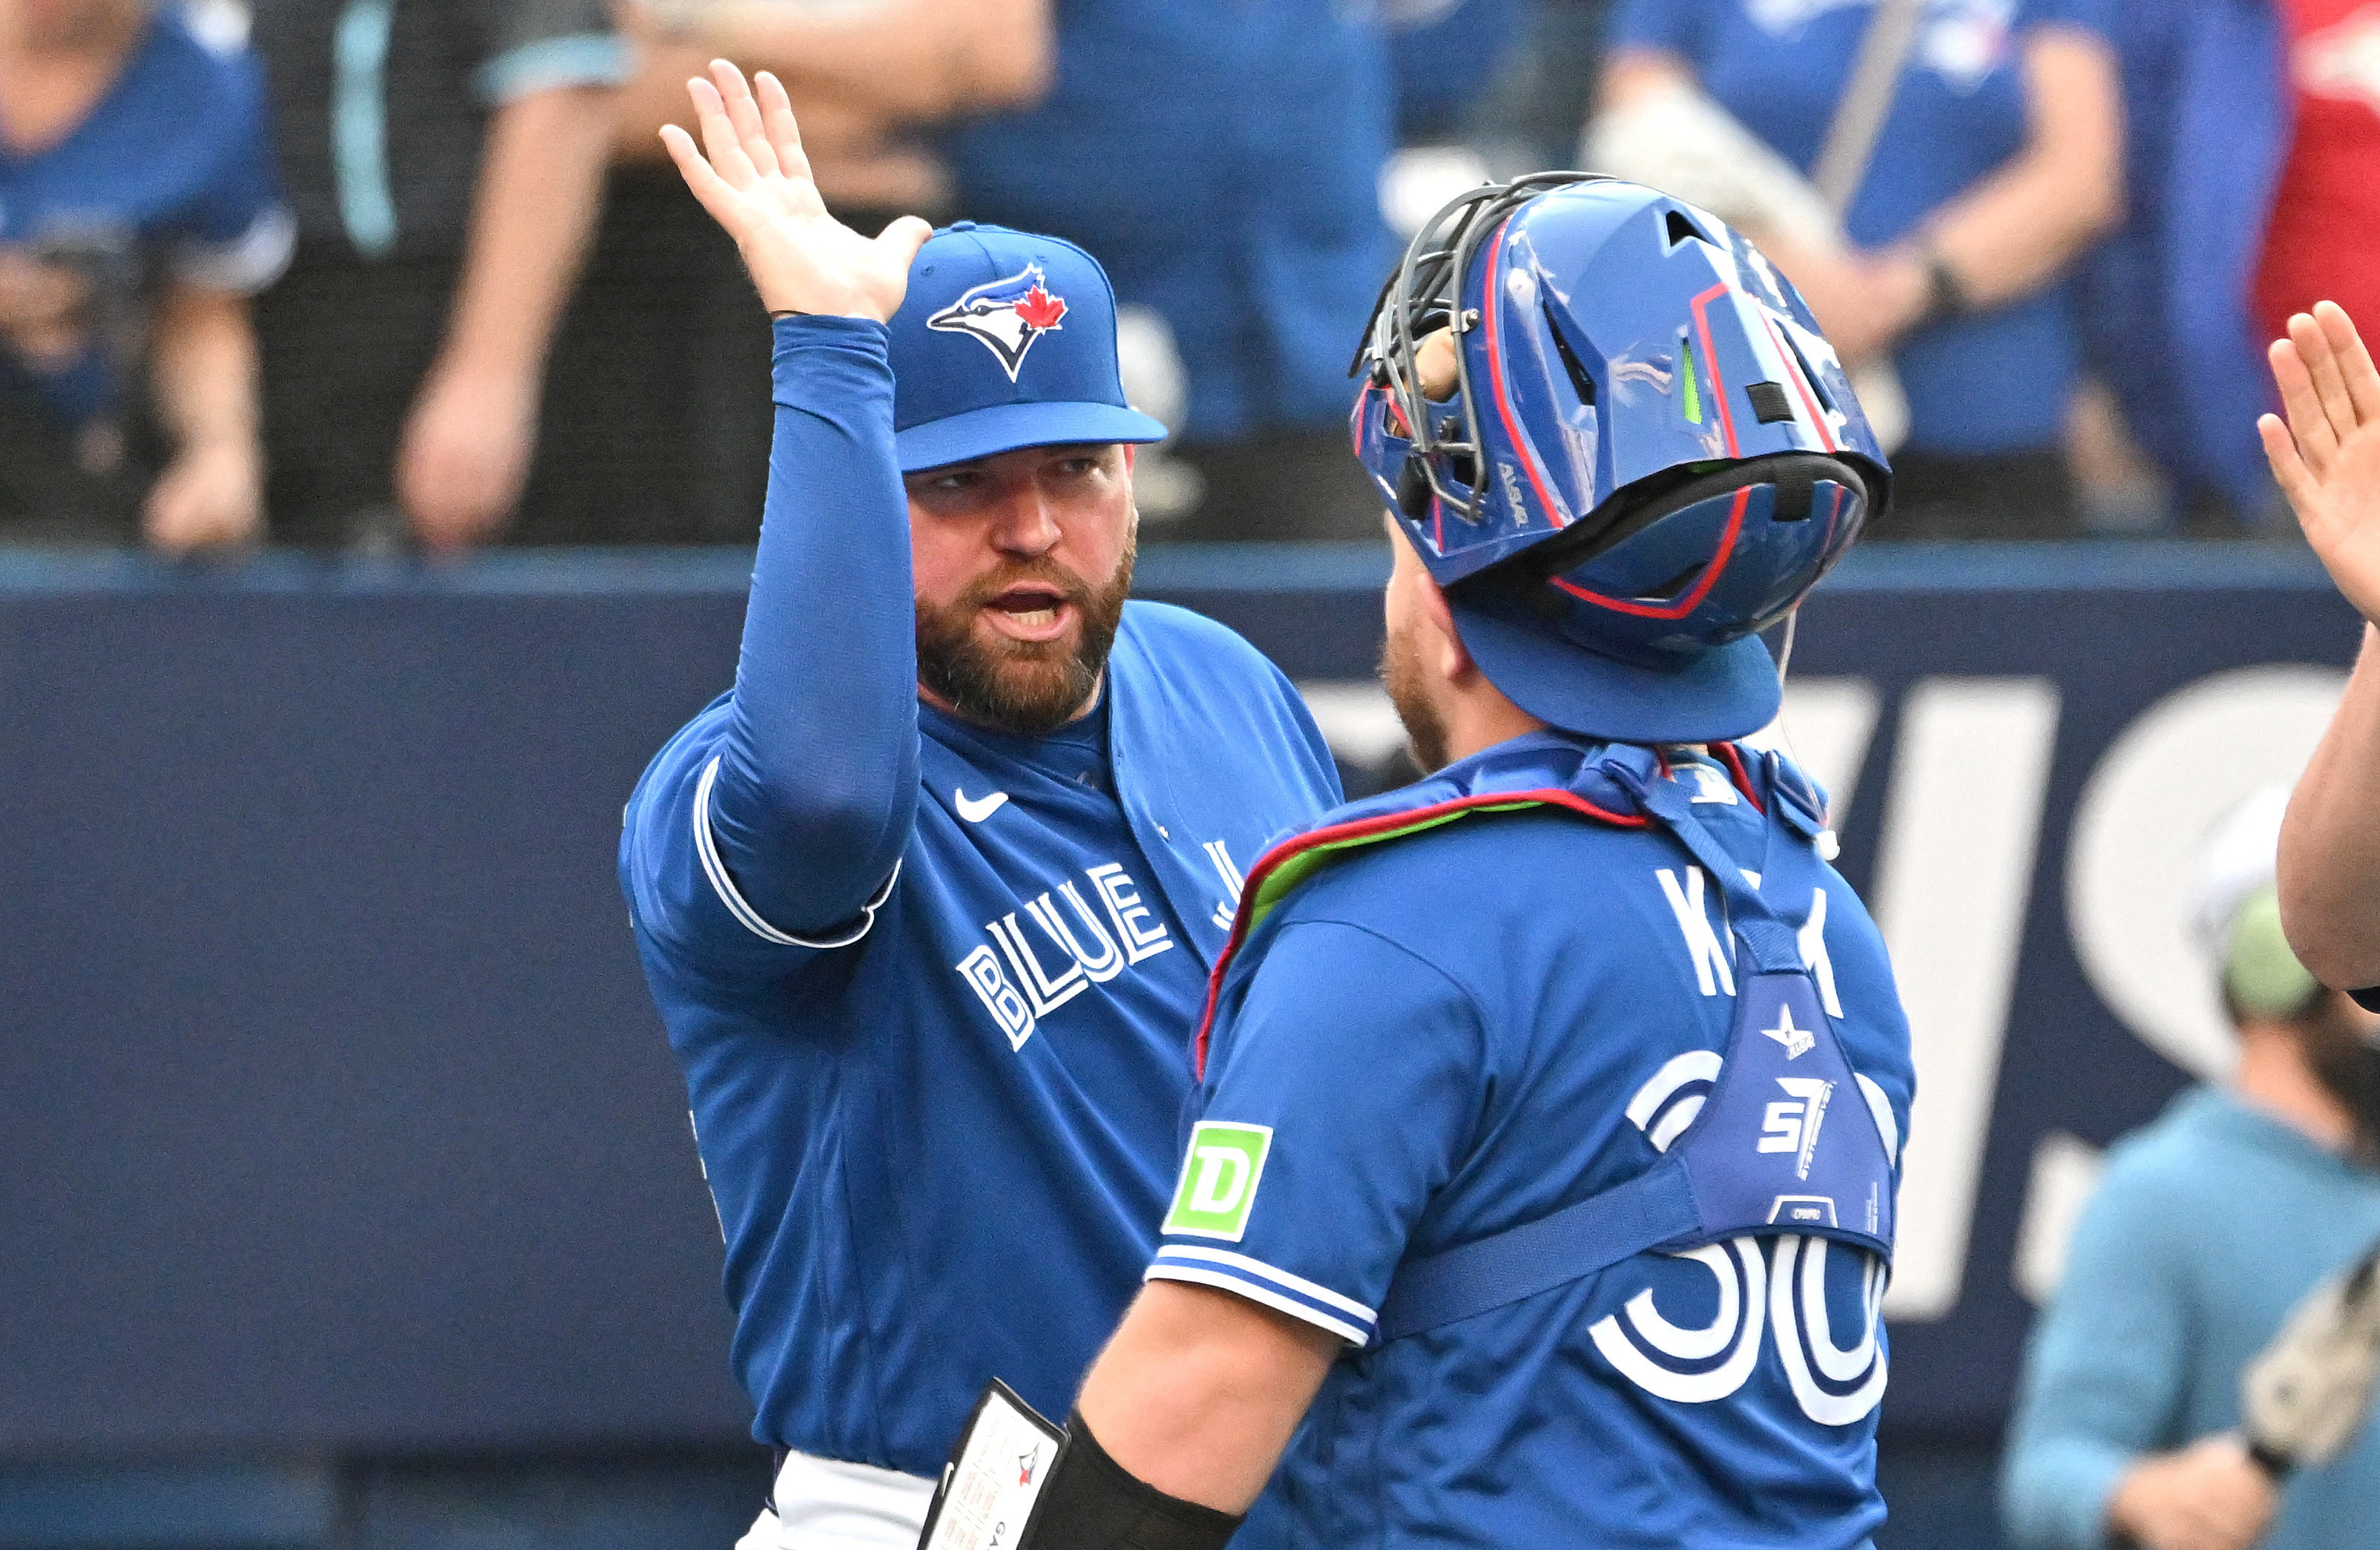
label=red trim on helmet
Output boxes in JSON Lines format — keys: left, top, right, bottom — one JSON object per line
{"left": 1481, "top": 215, "right": 1572, "bottom": 531}
{"left": 1191, "top": 788, "right": 1647, "bottom": 1076}
{"left": 1546, "top": 485, "right": 1750, "bottom": 620}
{"left": 1755, "top": 307, "right": 1838, "bottom": 454}
{"left": 1820, "top": 481, "right": 1847, "bottom": 551}
{"left": 1689, "top": 283, "right": 1741, "bottom": 459}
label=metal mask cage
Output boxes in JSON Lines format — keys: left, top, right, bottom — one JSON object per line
{"left": 1352, "top": 171, "right": 1614, "bottom": 529}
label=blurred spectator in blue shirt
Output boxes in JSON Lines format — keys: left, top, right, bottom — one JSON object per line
{"left": 1602, "top": 0, "right": 2123, "bottom": 538}
{"left": 250, "top": 0, "right": 628, "bottom": 551}
{"left": 944, "top": 0, "right": 1400, "bottom": 542}
{"left": 0, "top": 0, "right": 291, "bottom": 551}
{"left": 2002, "top": 790, "right": 2380, "bottom": 1550}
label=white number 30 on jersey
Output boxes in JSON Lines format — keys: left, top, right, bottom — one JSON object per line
{"left": 1588, "top": 1233, "right": 1887, "bottom": 1425}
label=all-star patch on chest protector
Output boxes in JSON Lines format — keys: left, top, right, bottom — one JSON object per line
{"left": 1152, "top": 732, "right": 1913, "bottom": 1550}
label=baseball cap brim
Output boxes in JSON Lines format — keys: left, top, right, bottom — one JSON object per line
{"left": 1449, "top": 597, "right": 1783, "bottom": 745}
{"left": 895, "top": 401, "right": 1169, "bottom": 473}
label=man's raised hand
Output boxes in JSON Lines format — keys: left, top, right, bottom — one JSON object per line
{"left": 658, "top": 62, "right": 933, "bottom": 324}
{"left": 2263, "top": 301, "right": 2380, "bottom": 625}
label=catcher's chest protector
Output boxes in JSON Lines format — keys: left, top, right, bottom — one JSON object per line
{"left": 1370, "top": 753, "right": 1897, "bottom": 1343}
{"left": 1635, "top": 764, "right": 1899, "bottom": 1263}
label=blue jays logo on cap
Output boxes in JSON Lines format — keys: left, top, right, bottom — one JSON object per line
{"left": 926, "top": 263, "right": 1070, "bottom": 381}
{"left": 887, "top": 223, "right": 1166, "bottom": 472}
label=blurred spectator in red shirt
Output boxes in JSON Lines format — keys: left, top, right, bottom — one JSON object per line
{"left": 2254, "top": 0, "right": 2380, "bottom": 348}
{"left": 2078, "top": 0, "right": 2380, "bottom": 534}
{"left": 0, "top": 0, "right": 291, "bottom": 551}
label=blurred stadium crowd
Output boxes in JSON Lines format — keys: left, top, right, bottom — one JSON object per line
{"left": 1, "top": 0, "right": 2369, "bottom": 552}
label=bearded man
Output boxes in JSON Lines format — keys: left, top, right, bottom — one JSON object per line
{"left": 618, "top": 62, "right": 1340, "bottom": 1550}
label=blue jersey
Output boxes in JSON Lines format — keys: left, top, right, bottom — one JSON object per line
{"left": 1611, "top": 0, "right": 2113, "bottom": 455}
{"left": 619, "top": 318, "right": 1341, "bottom": 1474}
{"left": 1157, "top": 733, "right": 1913, "bottom": 1549}
{"left": 0, "top": 8, "right": 289, "bottom": 427}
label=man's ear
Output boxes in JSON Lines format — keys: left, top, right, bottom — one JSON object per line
{"left": 1418, "top": 572, "right": 1477, "bottom": 683}
{"left": 1122, "top": 443, "right": 1138, "bottom": 473}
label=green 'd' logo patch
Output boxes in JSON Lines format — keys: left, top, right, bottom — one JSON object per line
{"left": 1163, "top": 1122, "right": 1273, "bottom": 1241}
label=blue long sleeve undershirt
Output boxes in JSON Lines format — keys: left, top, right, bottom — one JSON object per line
{"left": 703, "top": 315, "right": 921, "bottom": 937}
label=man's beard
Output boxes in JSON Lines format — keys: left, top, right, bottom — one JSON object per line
{"left": 2298, "top": 992, "right": 2380, "bottom": 1167}
{"left": 916, "top": 545, "right": 1134, "bottom": 736}
{"left": 1381, "top": 623, "right": 1451, "bottom": 775}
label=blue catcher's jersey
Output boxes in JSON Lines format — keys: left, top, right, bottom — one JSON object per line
{"left": 622, "top": 602, "right": 1341, "bottom": 1475}
{"left": 1158, "top": 732, "right": 1913, "bottom": 1550}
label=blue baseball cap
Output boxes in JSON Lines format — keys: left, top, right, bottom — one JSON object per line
{"left": 889, "top": 222, "right": 1168, "bottom": 473}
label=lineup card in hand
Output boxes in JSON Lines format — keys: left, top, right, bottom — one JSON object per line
{"left": 918, "top": 1379, "right": 1065, "bottom": 1550}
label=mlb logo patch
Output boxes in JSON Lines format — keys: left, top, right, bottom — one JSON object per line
{"left": 927, "top": 263, "right": 1068, "bottom": 381}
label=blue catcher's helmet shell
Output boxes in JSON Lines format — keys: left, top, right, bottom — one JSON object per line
{"left": 1353, "top": 178, "right": 1890, "bottom": 744}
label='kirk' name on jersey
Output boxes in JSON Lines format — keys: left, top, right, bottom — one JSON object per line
{"left": 1658, "top": 860, "right": 1847, "bottom": 1016}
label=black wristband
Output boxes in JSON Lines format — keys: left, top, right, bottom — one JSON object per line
{"left": 1014, "top": 1408, "right": 1245, "bottom": 1550}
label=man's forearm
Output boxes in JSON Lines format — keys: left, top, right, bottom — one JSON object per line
{"left": 1075, "top": 1281, "right": 1337, "bottom": 1514}
{"left": 141, "top": 282, "right": 266, "bottom": 551}
{"left": 438, "top": 85, "right": 617, "bottom": 385}
{"left": 704, "top": 320, "right": 924, "bottom": 936}
{"left": 694, "top": 0, "right": 1051, "bottom": 122}
{"left": 149, "top": 284, "right": 259, "bottom": 455}
{"left": 2281, "top": 624, "right": 2380, "bottom": 989}
{"left": 1920, "top": 30, "right": 2123, "bottom": 311}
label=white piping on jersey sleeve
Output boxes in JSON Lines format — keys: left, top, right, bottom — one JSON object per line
{"left": 1146, "top": 1244, "right": 1376, "bottom": 1347}
{"left": 692, "top": 755, "right": 899, "bottom": 950}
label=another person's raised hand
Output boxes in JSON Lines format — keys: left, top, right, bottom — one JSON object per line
{"left": 2105, "top": 1435, "right": 2277, "bottom": 1550}
{"left": 2263, "top": 301, "right": 2380, "bottom": 624}
{"left": 658, "top": 61, "right": 932, "bottom": 323}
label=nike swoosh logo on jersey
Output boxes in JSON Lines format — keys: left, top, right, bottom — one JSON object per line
{"left": 955, "top": 787, "right": 1010, "bottom": 823}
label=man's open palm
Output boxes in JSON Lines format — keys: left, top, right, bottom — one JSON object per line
{"left": 2263, "top": 301, "right": 2380, "bottom": 624}
{"left": 659, "top": 62, "right": 932, "bottom": 323}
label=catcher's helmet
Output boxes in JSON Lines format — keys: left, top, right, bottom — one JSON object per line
{"left": 1352, "top": 175, "right": 1891, "bottom": 743}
